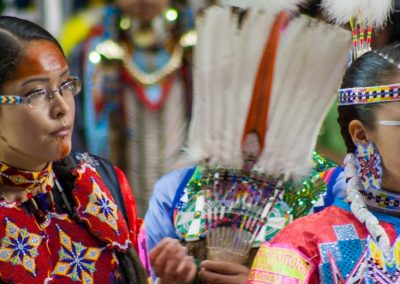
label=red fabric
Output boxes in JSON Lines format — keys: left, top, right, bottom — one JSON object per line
{"left": 114, "top": 166, "right": 142, "bottom": 250}
{"left": 270, "top": 205, "right": 397, "bottom": 283}
{"left": 0, "top": 205, "right": 52, "bottom": 283}
{"left": 73, "top": 166, "right": 131, "bottom": 250}
{"left": 0, "top": 163, "right": 132, "bottom": 283}
{"left": 45, "top": 215, "right": 115, "bottom": 283}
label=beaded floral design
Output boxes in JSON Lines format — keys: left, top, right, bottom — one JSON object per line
{"left": 52, "top": 226, "right": 103, "bottom": 283}
{"left": 84, "top": 178, "right": 119, "bottom": 233}
{"left": 0, "top": 219, "right": 43, "bottom": 275}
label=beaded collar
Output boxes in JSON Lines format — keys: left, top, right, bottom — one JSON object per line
{"left": 0, "top": 161, "right": 54, "bottom": 215}
{"left": 0, "top": 160, "right": 52, "bottom": 189}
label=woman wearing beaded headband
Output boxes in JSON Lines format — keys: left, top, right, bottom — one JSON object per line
{"left": 247, "top": 44, "right": 400, "bottom": 283}
{"left": 0, "top": 16, "right": 148, "bottom": 283}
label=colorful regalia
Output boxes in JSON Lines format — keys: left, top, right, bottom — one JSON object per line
{"left": 248, "top": 179, "right": 400, "bottom": 284}
{"left": 68, "top": 4, "right": 194, "bottom": 216}
{"left": 0, "top": 152, "right": 148, "bottom": 283}
{"left": 145, "top": 152, "right": 343, "bottom": 278}
{"left": 247, "top": 1, "right": 399, "bottom": 283}
{"left": 145, "top": 1, "right": 351, "bottom": 282}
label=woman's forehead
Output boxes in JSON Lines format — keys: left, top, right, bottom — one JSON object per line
{"left": 12, "top": 40, "right": 67, "bottom": 81}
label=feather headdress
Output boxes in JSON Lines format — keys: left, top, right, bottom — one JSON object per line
{"left": 185, "top": 4, "right": 351, "bottom": 262}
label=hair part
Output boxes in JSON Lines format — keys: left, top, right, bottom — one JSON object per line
{"left": 337, "top": 44, "right": 400, "bottom": 152}
{"left": 0, "top": 16, "right": 64, "bottom": 89}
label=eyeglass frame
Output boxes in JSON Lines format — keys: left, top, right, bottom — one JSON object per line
{"left": 0, "top": 77, "right": 82, "bottom": 107}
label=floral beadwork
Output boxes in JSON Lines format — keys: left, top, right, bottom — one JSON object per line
{"left": 85, "top": 178, "right": 119, "bottom": 233}
{"left": 52, "top": 226, "right": 103, "bottom": 283}
{"left": 0, "top": 219, "right": 43, "bottom": 275}
{"left": 73, "top": 163, "right": 130, "bottom": 248}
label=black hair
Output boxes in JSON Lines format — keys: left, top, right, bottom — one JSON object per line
{"left": 0, "top": 16, "right": 64, "bottom": 89}
{"left": 338, "top": 44, "right": 400, "bottom": 152}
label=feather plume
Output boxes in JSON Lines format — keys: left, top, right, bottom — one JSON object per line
{"left": 255, "top": 15, "right": 351, "bottom": 177}
{"left": 361, "top": 0, "right": 393, "bottom": 28}
{"left": 185, "top": 6, "right": 275, "bottom": 167}
{"left": 321, "top": 0, "right": 393, "bottom": 28}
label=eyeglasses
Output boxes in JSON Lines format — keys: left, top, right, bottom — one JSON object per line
{"left": 0, "top": 77, "right": 81, "bottom": 108}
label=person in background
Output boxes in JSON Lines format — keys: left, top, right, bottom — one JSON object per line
{"left": 67, "top": 0, "right": 194, "bottom": 216}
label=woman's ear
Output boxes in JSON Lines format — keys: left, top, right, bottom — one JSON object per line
{"left": 348, "top": 120, "right": 370, "bottom": 145}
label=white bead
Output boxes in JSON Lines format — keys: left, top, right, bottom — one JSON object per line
{"left": 344, "top": 153, "right": 355, "bottom": 165}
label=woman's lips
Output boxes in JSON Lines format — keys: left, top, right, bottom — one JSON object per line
{"left": 52, "top": 126, "right": 71, "bottom": 137}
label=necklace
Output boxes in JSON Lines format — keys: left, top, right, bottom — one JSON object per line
{"left": 0, "top": 161, "right": 52, "bottom": 189}
{"left": 94, "top": 39, "right": 184, "bottom": 85}
{"left": 122, "top": 43, "right": 183, "bottom": 86}
{"left": 0, "top": 161, "right": 54, "bottom": 218}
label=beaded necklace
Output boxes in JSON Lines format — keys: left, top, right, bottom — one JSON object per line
{"left": 0, "top": 160, "right": 55, "bottom": 218}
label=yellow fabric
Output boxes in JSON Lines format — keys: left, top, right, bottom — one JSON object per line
{"left": 58, "top": 5, "right": 105, "bottom": 57}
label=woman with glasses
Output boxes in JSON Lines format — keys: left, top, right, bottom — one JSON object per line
{"left": 0, "top": 16, "right": 147, "bottom": 283}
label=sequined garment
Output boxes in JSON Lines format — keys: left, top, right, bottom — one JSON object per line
{"left": 248, "top": 199, "right": 400, "bottom": 283}
{"left": 172, "top": 153, "right": 337, "bottom": 245}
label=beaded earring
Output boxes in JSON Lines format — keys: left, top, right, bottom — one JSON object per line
{"left": 354, "top": 142, "right": 382, "bottom": 192}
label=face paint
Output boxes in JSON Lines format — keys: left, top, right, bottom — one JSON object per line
{"left": 378, "top": 120, "right": 400, "bottom": 126}
{"left": 59, "top": 137, "right": 71, "bottom": 160}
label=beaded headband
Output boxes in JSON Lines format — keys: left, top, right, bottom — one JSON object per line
{"left": 338, "top": 83, "right": 400, "bottom": 106}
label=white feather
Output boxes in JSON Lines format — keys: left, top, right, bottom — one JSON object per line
{"left": 361, "top": 0, "right": 393, "bottom": 28}
{"left": 186, "top": 6, "right": 275, "bottom": 168}
{"left": 320, "top": 0, "right": 363, "bottom": 25}
{"left": 187, "top": 6, "right": 351, "bottom": 180}
{"left": 255, "top": 15, "right": 352, "bottom": 177}
{"left": 321, "top": 0, "right": 393, "bottom": 27}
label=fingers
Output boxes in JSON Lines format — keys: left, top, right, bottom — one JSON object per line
{"left": 149, "top": 238, "right": 197, "bottom": 283}
{"left": 199, "top": 261, "right": 250, "bottom": 284}
{"left": 199, "top": 268, "right": 238, "bottom": 284}
{"left": 149, "top": 237, "right": 181, "bottom": 260}
{"left": 201, "top": 260, "right": 249, "bottom": 275}
{"left": 176, "top": 255, "right": 197, "bottom": 283}
{"left": 156, "top": 241, "right": 187, "bottom": 269}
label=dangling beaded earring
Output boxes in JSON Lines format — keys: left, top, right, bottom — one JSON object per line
{"left": 354, "top": 142, "right": 383, "bottom": 192}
